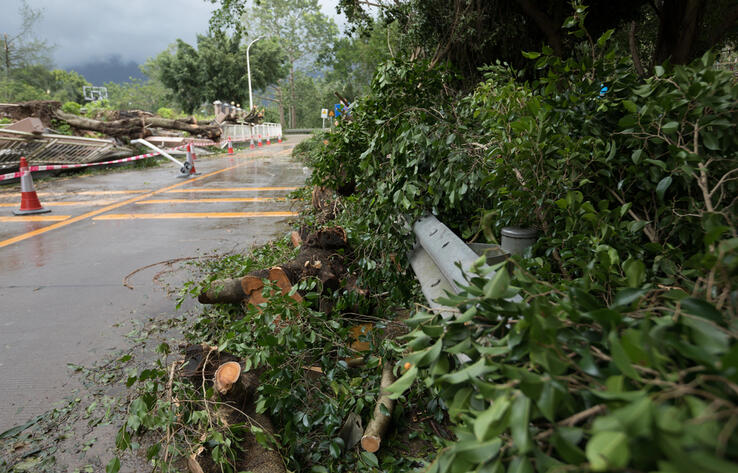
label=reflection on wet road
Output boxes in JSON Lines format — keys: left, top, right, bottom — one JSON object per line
{"left": 0, "top": 137, "right": 310, "bottom": 430}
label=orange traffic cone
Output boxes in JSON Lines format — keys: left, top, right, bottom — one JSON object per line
{"left": 188, "top": 144, "right": 200, "bottom": 175}
{"left": 266, "top": 126, "right": 271, "bottom": 145}
{"left": 257, "top": 133, "right": 262, "bottom": 147}
{"left": 227, "top": 137, "right": 234, "bottom": 155}
{"left": 13, "top": 157, "right": 50, "bottom": 215}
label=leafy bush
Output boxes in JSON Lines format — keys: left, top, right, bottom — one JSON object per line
{"left": 156, "top": 107, "right": 176, "bottom": 119}
{"left": 305, "top": 9, "right": 737, "bottom": 472}
{"left": 61, "top": 101, "right": 81, "bottom": 115}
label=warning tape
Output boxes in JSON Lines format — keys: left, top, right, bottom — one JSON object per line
{"left": 0, "top": 150, "right": 160, "bottom": 182}
{"left": 0, "top": 137, "right": 239, "bottom": 182}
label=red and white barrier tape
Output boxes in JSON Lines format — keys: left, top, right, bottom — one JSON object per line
{"left": 0, "top": 138, "right": 236, "bottom": 182}
{"left": 0, "top": 150, "right": 160, "bottom": 182}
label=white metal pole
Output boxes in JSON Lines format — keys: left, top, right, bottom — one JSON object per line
{"left": 246, "top": 36, "right": 263, "bottom": 113}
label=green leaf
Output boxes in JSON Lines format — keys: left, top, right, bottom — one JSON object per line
{"left": 456, "top": 438, "right": 502, "bottom": 464}
{"left": 656, "top": 176, "right": 672, "bottom": 201}
{"left": 681, "top": 297, "right": 723, "bottom": 323}
{"left": 360, "top": 451, "right": 378, "bottom": 467}
{"left": 623, "top": 259, "right": 646, "bottom": 287}
{"left": 608, "top": 331, "right": 640, "bottom": 380}
{"left": 662, "top": 121, "right": 679, "bottom": 133}
{"left": 622, "top": 100, "right": 637, "bottom": 113}
{"left": 521, "top": 51, "right": 541, "bottom": 59}
{"left": 510, "top": 395, "right": 532, "bottom": 453}
{"left": 586, "top": 431, "right": 630, "bottom": 471}
{"left": 701, "top": 131, "right": 719, "bottom": 151}
{"left": 610, "top": 288, "right": 646, "bottom": 309}
{"left": 507, "top": 456, "right": 534, "bottom": 473}
{"left": 438, "top": 358, "right": 494, "bottom": 385}
{"left": 474, "top": 397, "right": 511, "bottom": 441}
{"left": 106, "top": 457, "right": 121, "bottom": 473}
{"left": 483, "top": 268, "right": 510, "bottom": 299}
{"left": 386, "top": 366, "right": 417, "bottom": 399}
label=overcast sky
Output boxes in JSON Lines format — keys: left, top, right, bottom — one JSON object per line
{"left": 0, "top": 0, "right": 345, "bottom": 69}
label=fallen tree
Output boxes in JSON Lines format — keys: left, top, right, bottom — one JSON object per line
{"left": 53, "top": 110, "right": 222, "bottom": 141}
{"left": 1, "top": 100, "right": 224, "bottom": 141}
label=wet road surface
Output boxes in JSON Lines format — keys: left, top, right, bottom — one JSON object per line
{"left": 0, "top": 137, "right": 309, "bottom": 431}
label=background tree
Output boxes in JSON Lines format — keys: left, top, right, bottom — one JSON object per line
{"left": 1, "top": 0, "right": 54, "bottom": 101}
{"left": 154, "top": 31, "right": 287, "bottom": 113}
{"left": 209, "top": 0, "right": 339, "bottom": 127}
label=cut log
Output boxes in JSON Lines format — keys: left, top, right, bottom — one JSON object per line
{"left": 361, "top": 362, "right": 397, "bottom": 453}
{"left": 197, "top": 278, "right": 246, "bottom": 304}
{"left": 242, "top": 275, "right": 267, "bottom": 305}
{"left": 214, "top": 361, "right": 242, "bottom": 395}
{"left": 269, "top": 267, "right": 304, "bottom": 303}
{"left": 290, "top": 231, "right": 302, "bottom": 248}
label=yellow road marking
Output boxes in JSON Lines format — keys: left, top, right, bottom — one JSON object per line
{"left": 93, "top": 211, "right": 298, "bottom": 220}
{"left": 135, "top": 197, "right": 285, "bottom": 204}
{"left": 164, "top": 186, "right": 298, "bottom": 193}
{"left": 0, "top": 162, "right": 252, "bottom": 249}
{"left": 0, "top": 215, "right": 71, "bottom": 222}
{"left": 0, "top": 200, "right": 117, "bottom": 207}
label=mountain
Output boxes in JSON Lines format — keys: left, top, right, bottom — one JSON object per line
{"left": 68, "top": 55, "right": 145, "bottom": 85}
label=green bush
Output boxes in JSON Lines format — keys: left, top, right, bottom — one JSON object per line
{"left": 307, "top": 9, "right": 737, "bottom": 472}
{"left": 156, "top": 107, "right": 176, "bottom": 119}
{"left": 61, "top": 101, "right": 82, "bottom": 115}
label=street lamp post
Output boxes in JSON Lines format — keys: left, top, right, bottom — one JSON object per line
{"left": 246, "top": 36, "right": 263, "bottom": 150}
{"left": 246, "top": 35, "right": 264, "bottom": 112}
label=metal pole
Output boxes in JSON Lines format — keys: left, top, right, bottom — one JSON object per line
{"left": 246, "top": 36, "right": 264, "bottom": 112}
{"left": 131, "top": 139, "right": 185, "bottom": 170}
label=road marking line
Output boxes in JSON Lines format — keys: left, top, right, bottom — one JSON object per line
{"left": 135, "top": 197, "right": 286, "bottom": 204}
{"left": 0, "top": 162, "right": 252, "bottom": 249}
{"left": 0, "top": 200, "right": 117, "bottom": 207}
{"left": 93, "top": 211, "right": 298, "bottom": 220}
{"left": 0, "top": 215, "right": 71, "bottom": 222}
{"left": 163, "top": 187, "right": 298, "bottom": 193}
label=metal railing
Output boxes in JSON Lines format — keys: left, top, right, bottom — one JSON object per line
{"left": 220, "top": 122, "right": 282, "bottom": 143}
{"left": 0, "top": 128, "right": 116, "bottom": 171}
{"left": 409, "top": 215, "right": 534, "bottom": 316}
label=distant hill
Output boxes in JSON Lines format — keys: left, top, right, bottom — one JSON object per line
{"left": 68, "top": 55, "right": 145, "bottom": 85}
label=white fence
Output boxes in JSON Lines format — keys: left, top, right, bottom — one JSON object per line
{"left": 221, "top": 122, "right": 282, "bottom": 144}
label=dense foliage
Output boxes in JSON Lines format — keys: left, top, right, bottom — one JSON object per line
{"left": 338, "top": 0, "right": 738, "bottom": 80}
{"left": 304, "top": 8, "right": 737, "bottom": 471}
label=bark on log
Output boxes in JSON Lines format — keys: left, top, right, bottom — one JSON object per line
{"left": 290, "top": 231, "right": 302, "bottom": 248}
{"left": 53, "top": 110, "right": 222, "bottom": 141}
{"left": 197, "top": 278, "right": 246, "bottom": 304}
{"left": 361, "top": 362, "right": 397, "bottom": 453}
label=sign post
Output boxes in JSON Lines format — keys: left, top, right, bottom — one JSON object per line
{"left": 321, "top": 108, "right": 328, "bottom": 129}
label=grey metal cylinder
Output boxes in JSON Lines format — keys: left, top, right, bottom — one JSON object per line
{"left": 501, "top": 227, "right": 537, "bottom": 255}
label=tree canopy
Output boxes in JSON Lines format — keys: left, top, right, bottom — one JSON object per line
{"left": 153, "top": 30, "right": 287, "bottom": 113}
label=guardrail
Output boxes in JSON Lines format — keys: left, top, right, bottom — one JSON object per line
{"left": 409, "top": 215, "right": 536, "bottom": 316}
{"left": 0, "top": 128, "right": 117, "bottom": 171}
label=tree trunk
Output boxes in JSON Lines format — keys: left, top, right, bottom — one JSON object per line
{"left": 53, "top": 110, "right": 223, "bottom": 141}
{"left": 515, "top": 0, "right": 563, "bottom": 56}
{"left": 652, "top": 0, "right": 705, "bottom": 66}
{"left": 289, "top": 63, "right": 296, "bottom": 129}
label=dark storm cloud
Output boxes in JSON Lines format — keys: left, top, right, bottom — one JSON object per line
{"left": 1, "top": 0, "right": 218, "bottom": 67}
{"left": 1, "top": 0, "right": 345, "bottom": 76}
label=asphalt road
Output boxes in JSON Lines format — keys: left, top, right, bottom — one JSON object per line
{"left": 0, "top": 137, "right": 309, "bottom": 431}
